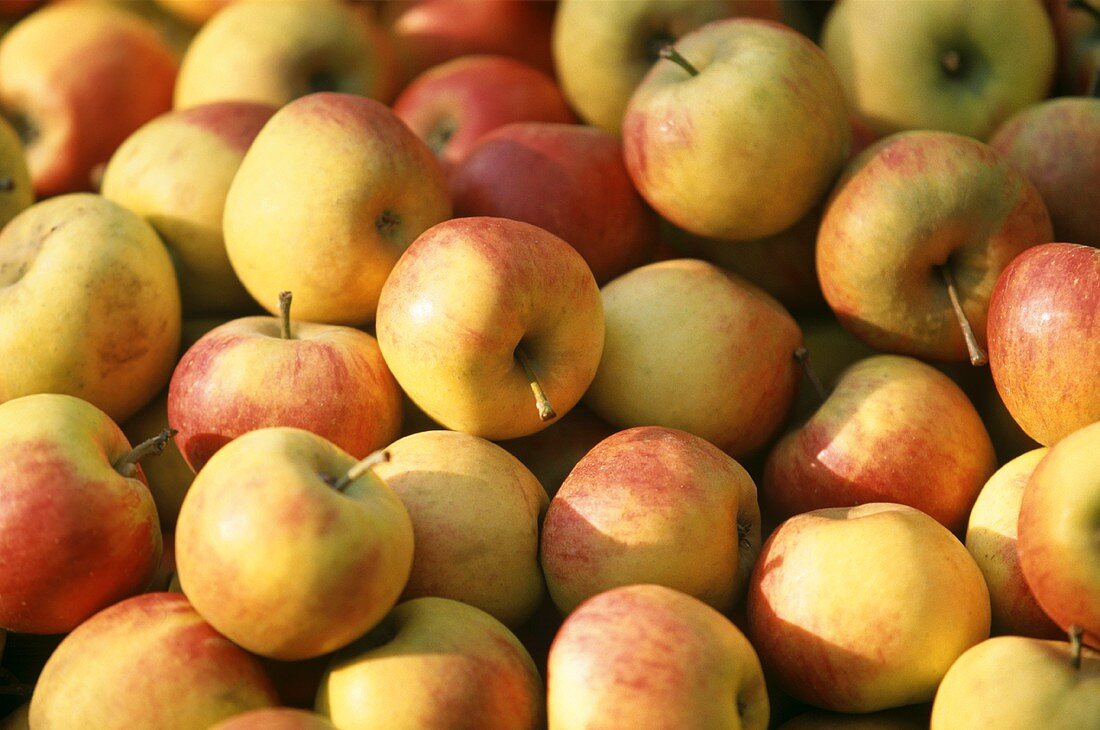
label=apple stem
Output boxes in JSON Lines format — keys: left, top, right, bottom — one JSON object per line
{"left": 658, "top": 45, "right": 700, "bottom": 77}
{"left": 793, "top": 347, "right": 828, "bottom": 403}
{"left": 279, "top": 290, "right": 293, "bottom": 340}
{"left": 1069, "top": 625, "right": 1084, "bottom": 670}
{"left": 332, "top": 449, "right": 391, "bottom": 492}
{"left": 515, "top": 344, "right": 556, "bottom": 422}
{"left": 1069, "top": 0, "right": 1100, "bottom": 24}
{"left": 113, "top": 428, "right": 178, "bottom": 478}
{"left": 938, "top": 265, "right": 987, "bottom": 367}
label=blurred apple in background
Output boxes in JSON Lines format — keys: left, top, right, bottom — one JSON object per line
{"left": 210, "top": 708, "right": 337, "bottom": 730}
{"left": 224, "top": 92, "right": 450, "bottom": 325}
{"left": 547, "top": 584, "right": 770, "bottom": 730}
{"left": 1047, "top": 0, "right": 1100, "bottom": 95}
{"left": 153, "top": 0, "right": 233, "bottom": 27}
{"left": 377, "top": 217, "right": 604, "bottom": 440}
{"left": 552, "top": 0, "right": 780, "bottom": 135}
{"left": 821, "top": 0, "right": 1056, "bottom": 140}
{"left": 0, "top": 115, "right": 31, "bottom": 229}
{"left": 0, "top": 193, "right": 181, "bottom": 423}
{"left": 174, "top": 0, "right": 397, "bottom": 109}
{"left": 0, "top": 1, "right": 177, "bottom": 196}
{"left": 451, "top": 121, "right": 658, "bottom": 284}
{"left": 623, "top": 17, "right": 849, "bottom": 241}
{"left": 584, "top": 259, "right": 801, "bottom": 458}
{"left": 817, "top": 130, "right": 1052, "bottom": 364}
{"left": 29, "top": 592, "right": 278, "bottom": 729}
{"left": 317, "top": 597, "right": 543, "bottom": 730}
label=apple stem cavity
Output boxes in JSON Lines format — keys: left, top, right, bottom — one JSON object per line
{"left": 658, "top": 45, "right": 700, "bottom": 77}
{"left": 793, "top": 347, "right": 828, "bottom": 403}
{"left": 940, "top": 49, "right": 964, "bottom": 78}
{"left": 279, "top": 290, "right": 294, "bottom": 340}
{"left": 1069, "top": 625, "right": 1084, "bottom": 670}
{"left": 1069, "top": 0, "right": 1100, "bottom": 24}
{"left": 332, "top": 449, "right": 391, "bottom": 492}
{"left": 113, "top": 428, "right": 178, "bottom": 478}
{"left": 938, "top": 265, "right": 987, "bottom": 367}
{"left": 515, "top": 344, "right": 556, "bottom": 421}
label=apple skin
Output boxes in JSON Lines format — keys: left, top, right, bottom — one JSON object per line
{"left": 762, "top": 354, "right": 997, "bottom": 534}
{"left": 209, "top": 708, "right": 336, "bottom": 730}
{"left": 101, "top": 101, "right": 275, "bottom": 316}
{"left": 0, "top": 1, "right": 177, "bottom": 197}
{"left": 223, "top": 92, "right": 451, "bottom": 326}
{"left": 584, "top": 258, "right": 802, "bottom": 458}
{"left": 547, "top": 584, "right": 770, "bottom": 730}
{"left": 990, "top": 97, "right": 1100, "bottom": 249}
{"left": 371, "top": 430, "right": 549, "bottom": 628}
{"left": 376, "top": 216, "right": 604, "bottom": 441}
{"left": 174, "top": 0, "right": 398, "bottom": 109}
{"left": 747, "top": 503, "right": 991, "bottom": 713}
{"left": 540, "top": 426, "right": 762, "bottom": 615}
{"left": 821, "top": 0, "right": 1056, "bottom": 140}
{"left": 986, "top": 242, "right": 1100, "bottom": 446}
{"left": 174, "top": 427, "right": 415, "bottom": 660}
{"left": 929, "top": 635, "right": 1100, "bottom": 729}
{"left": 0, "top": 114, "right": 32, "bottom": 230}
{"left": 1018, "top": 420, "right": 1100, "bottom": 648}
{"left": 317, "top": 597, "right": 544, "bottom": 730}
{"left": 817, "top": 130, "right": 1053, "bottom": 362}
{"left": 965, "top": 448, "right": 1062, "bottom": 639}
{"left": 28, "top": 592, "right": 279, "bottom": 729}
{"left": 167, "top": 314, "right": 401, "bottom": 474}
{"left": 392, "top": 54, "right": 576, "bottom": 175}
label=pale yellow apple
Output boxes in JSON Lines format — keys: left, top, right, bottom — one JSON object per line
{"left": 0, "top": 114, "right": 32, "bottom": 229}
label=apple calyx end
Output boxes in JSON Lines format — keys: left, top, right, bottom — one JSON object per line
{"left": 113, "top": 428, "right": 179, "bottom": 478}
{"left": 659, "top": 45, "right": 700, "bottom": 78}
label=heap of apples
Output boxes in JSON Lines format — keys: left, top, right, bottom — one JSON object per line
{"left": 0, "top": 0, "right": 1098, "bottom": 728}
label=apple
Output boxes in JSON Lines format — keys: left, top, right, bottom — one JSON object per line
{"left": 209, "top": 708, "right": 336, "bottom": 730}
{"left": 821, "top": 0, "right": 1057, "bottom": 140}
{"left": 101, "top": 101, "right": 275, "bottom": 316}
{"left": 747, "top": 502, "right": 991, "bottom": 713}
{"left": 223, "top": 92, "right": 450, "bottom": 325}
{"left": 1051, "top": 0, "right": 1100, "bottom": 95}
{"left": 989, "top": 97, "right": 1100, "bottom": 249}
{"left": 965, "top": 448, "right": 1062, "bottom": 639}
{"left": 29, "top": 592, "right": 278, "bottom": 728}
{"left": 547, "top": 583, "right": 770, "bottom": 730}
{"left": 1018, "top": 419, "right": 1100, "bottom": 648}
{"left": 174, "top": 0, "right": 398, "bottom": 109}
{"left": 167, "top": 292, "right": 402, "bottom": 473}
{"left": 152, "top": 0, "right": 233, "bottom": 27}
{"left": 541, "top": 426, "right": 762, "bottom": 615}
{"left": 175, "top": 427, "right": 414, "bottom": 660}
{"left": 929, "top": 633, "right": 1100, "bottom": 729}
{"left": 552, "top": 0, "right": 781, "bottom": 135}
{"left": 0, "top": 114, "right": 31, "bottom": 230}
{"left": 0, "top": 704, "right": 27, "bottom": 730}
{"left": 986, "top": 242, "right": 1100, "bottom": 446}
{"left": 786, "top": 313, "right": 880, "bottom": 423}
{"left": 622, "top": 17, "right": 850, "bottom": 241}
{"left": 0, "top": 193, "right": 181, "bottom": 423}
{"left": 584, "top": 258, "right": 802, "bottom": 458}
{"left": 376, "top": 216, "right": 604, "bottom": 440}
{"left": 0, "top": 1, "right": 177, "bottom": 197}
{"left": 317, "top": 596, "right": 544, "bottom": 730}
{"left": 817, "top": 130, "right": 1053, "bottom": 364}
{"left": 450, "top": 121, "right": 659, "bottom": 284}
{"left": 762, "top": 354, "right": 997, "bottom": 534}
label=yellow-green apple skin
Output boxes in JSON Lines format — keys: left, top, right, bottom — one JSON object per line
{"left": 986, "top": 243, "right": 1100, "bottom": 446}
{"left": 817, "top": 130, "right": 1053, "bottom": 362}
{"left": 174, "top": 0, "right": 397, "bottom": 109}
{"left": 0, "top": 114, "right": 32, "bottom": 228}
{"left": 167, "top": 313, "right": 401, "bottom": 473}
{"left": 747, "top": 503, "right": 991, "bottom": 713}
{"left": 623, "top": 18, "right": 850, "bottom": 241}
{"left": 209, "top": 708, "right": 337, "bottom": 730}
{"left": 540, "top": 426, "right": 762, "bottom": 615}
{"left": 929, "top": 635, "right": 1100, "bottom": 730}
{"left": 371, "top": 430, "right": 549, "bottom": 628}
{"left": 821, "top": 0, "right": 1056, "bottom": 140}
{"left": 29, "top": 592, "right": 279, "bottom": 729}
{"left": 0, "top": 1, "right": 178, "bottom": 197}
{"left": 763, "top": 355, "right": 997, "bottom": 534}
{"left": 376, "top": 216, "right": 604, "bottom": 440}
{"left": 223, "top": 91, "right": 450, "bottom": 325}
{"left": 584, "top": 259, "right": 801, "bottom": 458}
{"left": 174, "top": 427, "right": 414, "bottom": 660}
{"left": 965, "top": 448, "right": 1062, "bottom": 639}
{"left": 101, "top": 101, "right": 275, "bottom": 316}
{"left": 316, "top": 597, "right": 543, "bottom": 730}
{"left": 1018, "top": 420, "right": 1100, "bottom": 647}
{"left": 552, "top": 0, "right": 780, "bottom": 135}
{"left": 0, "top": 394, "right": 160, "bottom": 635}
{"left": 547, "top": 584, "right": 769, "bottom": 730}
{"left": 0, "top": 193, "right": 181, "bottom": 422}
